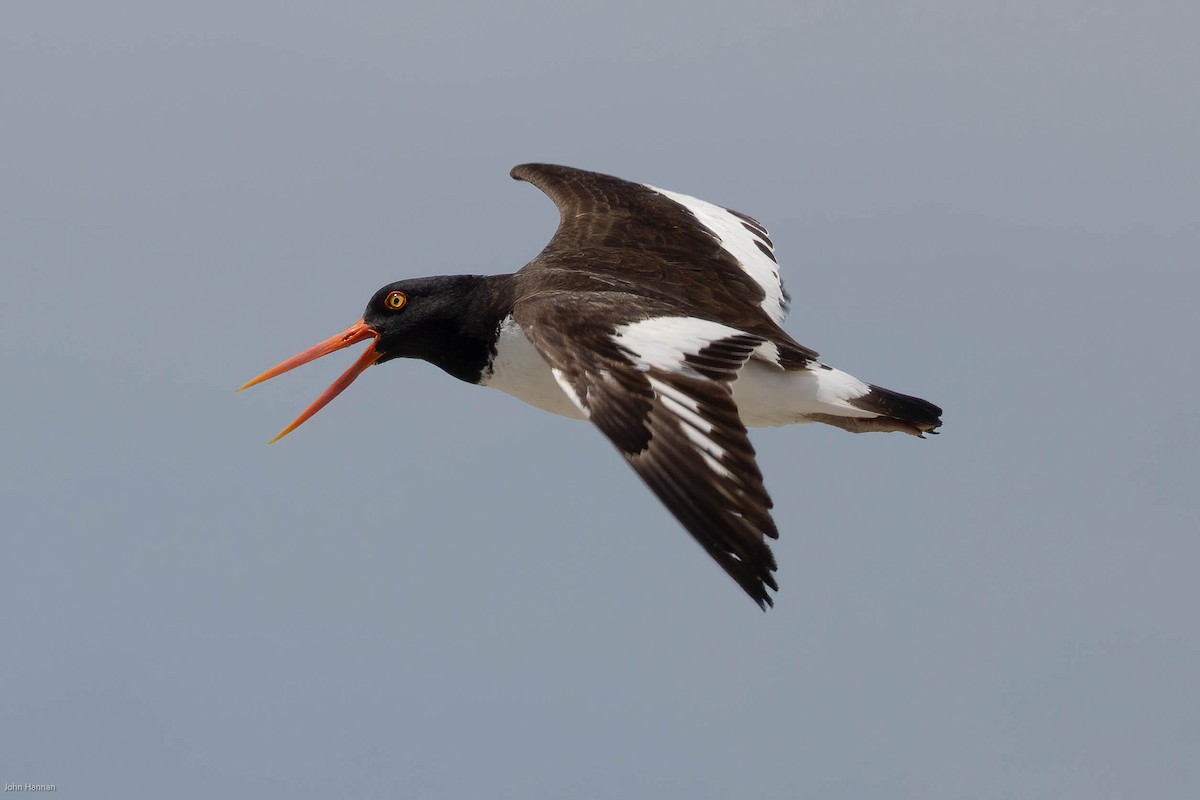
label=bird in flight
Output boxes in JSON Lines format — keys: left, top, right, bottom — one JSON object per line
{"left": 240, "top": 164, "right": 942, "bottom": 608}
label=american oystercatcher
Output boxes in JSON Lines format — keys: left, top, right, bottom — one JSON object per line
{"left": 241, "top": 164, "right": 942, "bottom": 608}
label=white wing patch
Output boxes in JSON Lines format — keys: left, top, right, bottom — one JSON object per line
{"left": 612, "top": 316, "right": 747, "bottom": 375}
{"left": 648, "top": 184, "right": 788, "bottom": 325}
{"left": 612, "top": 316, "right": 748, "bottom": 480}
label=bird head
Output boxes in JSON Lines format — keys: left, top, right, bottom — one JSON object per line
{"left": 239, "top": 277, "right": 475, "bottom": 442}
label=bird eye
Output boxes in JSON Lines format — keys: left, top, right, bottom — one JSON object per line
{"left": 385, "top": 291, "right": 407, "bottom": 310}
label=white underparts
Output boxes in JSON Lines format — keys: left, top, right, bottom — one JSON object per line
{"left": 483, "top": 316, "right": 878, "bottom": 429}
{"left": 732, "top": 360, "right": 874, "bottom": 427}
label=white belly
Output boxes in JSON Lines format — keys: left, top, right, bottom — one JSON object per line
{"left": 479, "top": 317, "right": 875, "bottom": 428}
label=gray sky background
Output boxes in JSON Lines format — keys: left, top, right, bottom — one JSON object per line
{"left": 3, "top": 3, "right": 1198, "bottom": 798}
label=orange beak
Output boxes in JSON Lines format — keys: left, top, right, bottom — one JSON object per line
{"left": 239, "top": 319, "right": 381, "bottom": 442}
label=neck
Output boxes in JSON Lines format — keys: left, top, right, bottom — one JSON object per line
{"left": 420, "top": 273, "right": 517, "bottom": 384}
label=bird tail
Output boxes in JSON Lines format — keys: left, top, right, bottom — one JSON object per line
{"left": 810, "top": 383, "right": 943, "bottom": 437}
{"left": 856, "top": 384, "right": 943, "bottom": 436}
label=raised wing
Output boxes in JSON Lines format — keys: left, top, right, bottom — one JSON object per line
{"left": 511, "top": 163, "right": 794, "bottom": 329}
{"left": 514, "top": 291, "right": 781, "bottom": 608}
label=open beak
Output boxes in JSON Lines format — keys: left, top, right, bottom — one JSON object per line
{"left": 239, "top": 319, "right": 380, "bottom": 443}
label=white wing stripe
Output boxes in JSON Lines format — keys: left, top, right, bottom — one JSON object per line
{"left": 649, "top": 379, "right": 733, "bottom": 479}
{"left": 656, "top": 389, "right": 709, "bottom": 434}
{"left": 647, "top": 185, "right": 787, "bottom": 325}
{"left": 550, "top": 366, "right": 588, "bottom": 414}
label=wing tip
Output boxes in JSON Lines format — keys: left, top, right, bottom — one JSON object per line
{"left": 510, "top": 162, "right": 569, "bottom": 183}
{"left": 727, "top": 548, "right": 780, "bottom": 611}
{"left": 748, "top": 575, "right": 778, "bottom": 610}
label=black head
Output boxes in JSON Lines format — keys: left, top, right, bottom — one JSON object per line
{"left": 239, "top": 274, "right": 511, "bottom": 442}
{"left": 362, "top": 275, "right": 496, "bottom": 373}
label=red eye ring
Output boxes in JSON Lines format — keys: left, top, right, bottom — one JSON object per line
{"left": 385, "top": 291, "right": 407, "bottom": 310}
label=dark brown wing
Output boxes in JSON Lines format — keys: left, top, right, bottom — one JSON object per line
{"left": 514, "top": 291, "right": 781, "bottom": 608}
{"left": 510, "top": 163, "right": 817, "bottom": 363}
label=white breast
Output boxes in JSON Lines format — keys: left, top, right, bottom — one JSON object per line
{"left": 479, "top": 316, "right": 587, "bottom": 419}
